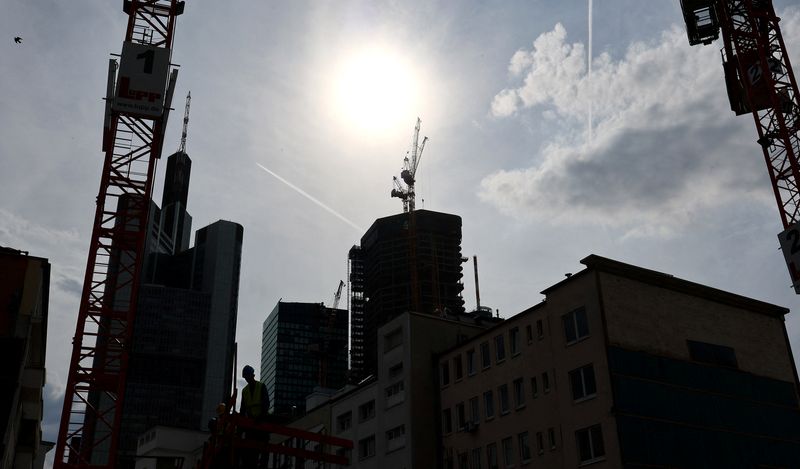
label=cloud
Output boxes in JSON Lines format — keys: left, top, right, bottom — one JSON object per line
{"left": 481, "top": 11, "right": 800, "bottom": 236}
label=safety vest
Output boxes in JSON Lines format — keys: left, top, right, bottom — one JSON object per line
{"left": 243, "top": 381, "right": 264, "bottom": 418}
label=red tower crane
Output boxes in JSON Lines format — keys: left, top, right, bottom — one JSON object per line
{"left": 54, "top": 1, "right": 184, "bottom": 467}
{"left": 680, "top": 0, "right": 800, "bottom": 292}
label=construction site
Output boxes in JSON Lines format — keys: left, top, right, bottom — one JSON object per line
{"left": 3, "top": 0, "right": 800, "bottom": 468}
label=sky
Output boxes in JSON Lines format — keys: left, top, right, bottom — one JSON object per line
{"left": 3, "top": 0, "right": 800, "bottom": 465}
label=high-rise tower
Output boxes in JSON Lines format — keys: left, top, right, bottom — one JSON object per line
{"left": 349, "top": 209, "right": 465, "bottom": 381}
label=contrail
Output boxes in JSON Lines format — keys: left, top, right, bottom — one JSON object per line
{"left": 588, "top": 0, "right": 593, "bottom": 145}
{"left": 256, "top": 162, "right": 364, "bottom": 233}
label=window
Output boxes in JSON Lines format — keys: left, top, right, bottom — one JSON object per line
{"left": 537, "top": 319, "right": 544, "bottom": 339}
{"left": 569, "top": 364, "right": 597, "bottom": 401}
{"left": 455, "top": 355, "right": 464, "bottom": 380}
{"left": 518, "top": 432, "right": 531, "bottom": 462}
{"left": 499, "top": 384, "right": 510, "bottom": 415}
{"left": 687, "top": 340, "right": 738, "bottom": 368}
{"left": 470, "top": 396, "right": 480, "bottom": 423}
{"left": 502, "top": 437, "right": 514, "bottom": 467}
{"left": 386, "top": 425, "right": 405, "bottom": 452}
{"left": 576, "top": 425, "right": 605, "bottom": 464}
{"left": 389, "top": 362, "right": 403, "bottom": 379}
{"left": 510, "top": 327, "right": 520, "bottom": 355}
{"left": 484, "top": 390, "right": 495, "bottom": 419}
{"left": 525, "top": 324, "right": 533, "bottom": 343}
{"left": 441, "top": 362, "right": 450, "bottom": 386}
{"left": 530, "top": 376, "right": 538, "bottom": 398}
{"left": 358, "top": 435, "right": 375, "bottom": 460}
{"left": 336, "top": 411, "right": 352, "bottom": 431}
{"left": 536, "top": 432, "right": 544, "bottom": 454}
{"left": 467, "top": 349, "right": 476, "bottom": 375}
{"left": 384, "top": 327, "right": 402, "bottom": 352}
{"left": 442, "top": 408, "right": 453, "bottom": 434}
{"left": 481, "top": 341, "right": 491, "bottom": 368}
{"left": 487, "top": 443, "right": 498, "bottom": 469}
{"left": 385, "top": 381, "right": 404, "bottom": 399}
{"left": 472, "top": 447, "right": 483, "bottom": 469}
{"left": 513, "top": 378, "right": 525, "bottom": 409}
{"left": 562, "top": 307, "right": 589, "bottom": 344}
{"left": 457, "top": 402, "right": 467, "bottom": 429}
{"left": 458, "top": 452, "right": 469, "bottom": 469}
{"left": 358, "top": 400, "right": 375, "bottom": 421}
{"left": 542, "top": 372, "right": 550, "bottom": 394}
{"left": 495, "top": 335, "right": 506, "bottom": 361}
{"left": 548, "top": 427, "right": 556, "bottom": 450}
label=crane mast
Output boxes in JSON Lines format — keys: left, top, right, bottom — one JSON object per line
{"left": 681, "top": 0, "right": 800, "bottom": 292}
{"left": 55, "top": 1, "right": 183, "bottom": 467}
{"left": 178, "top": 91, "right": 191, "bottom": 154}
{"left": 391, "top": 118, "right": 428, "bottom": 213}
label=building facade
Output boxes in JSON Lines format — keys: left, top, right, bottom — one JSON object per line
{"left": 261, "top": 301, "right": 349, "bottom": 416}
{"left": 349, "top": 210, "right": 466, "bottom": 381}
{"left": 439, "top": 255, "right": 800, "bottom": 468}
{"left": 0, "top": 247, "right": 51, "bottom": 469}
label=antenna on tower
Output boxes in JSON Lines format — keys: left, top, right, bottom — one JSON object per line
{"left": 178, "top": 91, "right": 191, "bottom": 154}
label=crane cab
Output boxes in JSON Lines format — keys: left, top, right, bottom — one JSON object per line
{"left": 680, "top": 0, "right": 720, "bottom": 45}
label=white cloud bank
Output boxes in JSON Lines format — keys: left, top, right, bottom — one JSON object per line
{"left": 481, "top": 11, "right": 800, "bottom": 236}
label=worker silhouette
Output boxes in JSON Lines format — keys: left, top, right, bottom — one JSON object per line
{"left": 240, "top": 365, "right": 270, "bottom": 469}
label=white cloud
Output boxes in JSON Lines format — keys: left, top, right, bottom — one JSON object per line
{"left": 480, "top": 12, "right": 800, "bottom": 235}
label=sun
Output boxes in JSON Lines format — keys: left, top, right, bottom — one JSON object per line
{"left": 332, "top": 47, "right": 418, "bottom": 135}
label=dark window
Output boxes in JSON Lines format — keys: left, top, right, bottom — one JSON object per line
{"left": 470, "top": 396, "right": 480, "bottom": 423}
{"left": 484, "top": 390, "right": 495, "bottom": 419}
{"left": 519, "top": 432, "right": 531, "bottom": 462}
{"left": 457, "top": 402, "right": 466, "bottom": 429}
{"left": 336, "top": 411, "right": 352, "bottom": 431}
{"left": 472, "top": 448, "right": 483, "bottom": 469}
{"left": 454, "top": 355, "right": 464, "bottom": 380}
{"left": 542, "top": 371, "right": 550, "bottom": 393}
{"left": 499, "top": 384, "right": 510, "bottom": 414}
{"left": 537, "top": 319, "right": 544, "bottom": 339}
{"left": 510, "top": 327, "right": 520, "bottom": 355}
{"left": 442, "top": 408, "right": 452, "bottom": 434}
{"left": 467, "top": 349, "right": 476, "bottom": 375}
{"left": 536, "top": 431, "right": 544, "bottom": 454}
{"left": 495, "top": 335, "right": 506, "bottom": 361}
{"left": 687, "top": 340, "right": 738, "bottom": 368}
{"left": 562, "top": 307, "right": 589, "bottom": 344}
{"left": 526, "top": 324, "right": 533, "bottom": 343}
{"left": 358, "top": 400, "right": 375, "bottom": 421}
{"left": 487, "top": 443, "right": 498, "bottom": 469}
{"left": 548, "top": 427, "right": 556, "bottom": 450}
{"left": 358, "top": 435, "right": 375, "bottom": 460}
{"left": 569, "top": 364, "right": 597, "bottom": 401}
{"left": 576, "top": 425, "right": 605, "bottom": 463}
{"left": 530, "top": 376, "right": 538, "bottom": 398}
{"left": 441, "top": 362, "right": 450, "bottom": 386}
{"left": 513, "top": 378, "right": 525, "bottom": 408}
{"left": 502, "top": 437, "right": 514, "bottom": 467}
{"left": 458, "top": 452, "right": 469, "bottom": 469}
{"left": 389, "top": 362, "right": 403, "bottom": 379}
{"left": 480, "top": 341, "right": 491, "bottom": 368}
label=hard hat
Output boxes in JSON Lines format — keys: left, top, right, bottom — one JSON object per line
{"left": 242, "top": 365, "right": 255, "bottom": 377}
{"left": 216, "top": 403, "right": 226, "bottom": 415}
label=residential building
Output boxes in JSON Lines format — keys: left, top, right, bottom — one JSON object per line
{"left": 0, "top": 247, "right": 51, "bottom": 469}
{"left": 349, "top": 210, "right": 466, "bottom": 381}
{"left": 133, "top": 426, "right": 207, "bottom": 469}
{"left": 261, "top": 301, "right": 349, "bottom": 416}
{"left": 439, "top": 255, "right": 800, "bottom": 468}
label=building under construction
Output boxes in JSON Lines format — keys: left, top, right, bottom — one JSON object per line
{"left": 348, "top": 209, "right": 465, "bottom": 381}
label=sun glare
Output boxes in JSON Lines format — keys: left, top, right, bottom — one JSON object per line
{"left": 332, "top": 47, "right": 418, "bottom": 135}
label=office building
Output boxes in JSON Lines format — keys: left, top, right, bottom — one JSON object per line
{"left": 261, "top": 301, "right": 349, "bottom": 416}
{"left": 349, "top": 210, "right": 465, "bottom": 381}
{"left": 0, "top": 246, "right": 51, "bottom": 469}
{"left": 439, "top": 255, "right": 800, "bottom": 468}
{"left": 112, "top": 150, "right": 243, "bottom": 466}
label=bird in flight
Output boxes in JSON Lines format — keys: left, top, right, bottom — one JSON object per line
{"left": 14, "top": 37, "right": 22, "bottom": 44}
